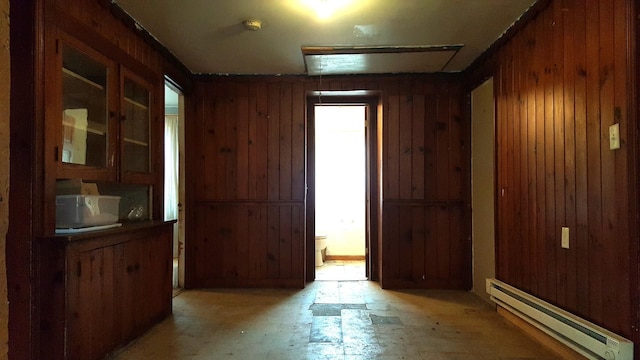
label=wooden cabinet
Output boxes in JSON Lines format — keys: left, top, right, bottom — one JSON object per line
{"left": 37, "top": 222, "right": 174, "bottom": 360}
{"left": 44, "top": 30, "right": 162, "bottom": 233}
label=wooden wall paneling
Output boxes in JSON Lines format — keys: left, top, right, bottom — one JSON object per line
{"left": 525, "top": 16, "right": 539, "bottom": 294}
{"left": 511, "top": 35, "right": 524, "bottom": 289}
{"left": 292, "top": 82, "right": 305, "bottom": 201}
{"left": 562, "top": 0, "right": 578, "bottom": 313}
{"left": 399, "top": 96, "right": 413, "bottom": 199}
{"left": 386, "top": 95, "right": 400, "bottom": 199}
{"left": 279, "top": 206, "right": 293, "bottom": 278}
{"left": 193, "top": 205, "right": 212, "bottom": 281}
{"left": 237, "top": 83, "right": 250, "bottom": 200}
{"left": 533, "top": 11, "right": 548, "bottom": 299}
{"left": 398, "top": 205, "right": 413, "bottom": 281}
{"left": 382, "top": 204, "right": 399, "bottom": 285}
{"left": 202, "top": 89, "right": 217, "bottom": 200}
{"left": 424, "top": 207, "right": 438, "bottom": 280}
{"left": 585, "top": 0, "right": 603, "bottom": 324}
{"left": 267, "top": 205, "right": 280, "bottom": 278}
{"left": 246, "top": 206, "right": 262, "bottom": 279}
{"left": 411, "top": 206, "right": 426, "bottom": 282}
{"left": 291, "top": 205, "right": 303, "bottom": 281}
{"left": 280, "top": 84, "right": 293, "bottom": 200}
{"left": 598, "top": 0, "right": 626, "bottom": 332}
{"left": 268, "top": 82, "right": 281, "bottom": 201}
{"left": 424, "top": 95, "right": 437, "bottom": 202}
{"left": 542, "top": 7, "right": 558, "bottom": 304}
{"left": 612, "top": 0, "right": 633, "bottom": 335}
{"left": 256, "top": 82, "right": 269, "bottom": 199}
{"left": 237, "top": 206, "right": 250, "bottom": 280}
{"left": 412, "top": 95, "right": 425, "bottom": 200}
{"left": 436, "top": 96, "right": 450, "bottom": 202}
{"left": 222, "top": 206, "right": 237, "bottom": 279}
{"left": 515, "top": 25, "right": 531, "bottom": 292}
{"left": 449, "top": 206, "right": 464, "bottom": 286}
{"left": 573, "top": 0, "right": 590, "bottom": 318}
{"left": 551, "top": 0, "right": 566, "bottom": 309}
{"left": 436, "top": 206, "right": 450, "bottom": 284}
{"left": 248, "top": 83, "right": 259, "bottom": 199}
{"left": 485, "top": 0, "right": 637, "bottom": 343}
{"left": 225, "top": 83, "right": 238, "bottom": 200}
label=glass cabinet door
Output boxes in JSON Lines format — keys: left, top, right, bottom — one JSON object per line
{"left": 61, "top": 45, "right": 109, "bottom": 168}
{"left": 122, "top": 74, "right": 151, "bottom": 174}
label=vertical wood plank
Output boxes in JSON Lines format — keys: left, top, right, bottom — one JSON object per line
{"left": 279, "top": 206, "right": 293, "bottom": 278}
{"left": 525, "top": 18, "right": 539, "bottom": 294}
{"left": 543, "top": 7, "right": 557, "bottom": 303}
{"left": 256, "top": 83, "right": 269, "bottom": 200}
{"left": 411, "top": 95, "right": 425, "bottom": 200}
{"left": 225, "top": 83, "right": 238, "bottom": 200}
{"left": 612, "top": 0, "right": 632, "bottom": 334}
{"left": 423, "top": 207, "right": 437, "bottom": 280}
{"left": 399, "top": 96, "right": 413, "bottom": 199}
{"left": 267, "top": 83, "right": 281, "bottom": 201}
{"left": 573, "top": 0, "right": 590, "bottom": 318}
{"left": 387, "top": 95, "right": 400, "bottom": 199}
{"left": 436, "top": 207, "right": 449, "bottom": 281}
{"left": 279, "top": 84, "right": 293, "bottom": 200}
{"left": 411, "top": 206, "right": 426, "bottom": 282}
{"left": 562, "top": 0, "right": 578, "bottom": 313}
{"left": 267, "top": 205, "right": 280, "bottom": 278}
{"left": 248, "top": 83, "right": 259, "bottom": 199}
{"left": 398, "top": 206, "right": 413, "bottom": 281}
{"left": 237, "top": 206, "right": 250, "bottom": 279}
{"left": 424, "top": 96, "right": 437, "bottom": 200}
{"left": 291, "top": 82, "right": 305, "bottom": 200}
{"left": 585, "top": 0, "right": 603, "bottom": 324}
{"left": 551, "top": 0, "right": 566, "bottom": 307}
{"left": 236, "top": 82, "right": 250, "bottom": 200}
{"left": 435, "top": 96, "right": 450, "bottom": 202}
{"left": 597, "top": 0, "right": 620, "bottom": 331}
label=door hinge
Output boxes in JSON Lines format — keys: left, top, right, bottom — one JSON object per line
{"left": 54, "top": 146, "right": 59, "bottom": 162}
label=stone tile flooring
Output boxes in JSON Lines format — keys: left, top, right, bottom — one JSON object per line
{"left": 111, "top": 280, "right": 562, "bottom": 360}
{"left": 315, "top": 260, "right": 367, "bottom": 281}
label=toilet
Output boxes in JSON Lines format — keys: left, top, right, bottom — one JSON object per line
{"left": 315, "top": 234, "right": 327, "bottom": 266}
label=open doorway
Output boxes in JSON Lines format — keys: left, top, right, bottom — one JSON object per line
{"left": 313, "top": 105, "right": 367, "bottom": 281}
{"left": 164, "top": 80, "right": 185, "bottom": 295}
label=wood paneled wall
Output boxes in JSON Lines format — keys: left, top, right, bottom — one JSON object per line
{"left": 187, "top": 75, "right": 470, "bottom": 289}
{"left": 470, "top": 0, "right": 637, "bottom": 343}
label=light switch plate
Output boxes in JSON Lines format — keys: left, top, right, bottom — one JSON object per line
{"left": 609, "top": 123, "right": 620, "bottom": 150}
{"left": 561, "top": 227, "right": 570, "bottom": 249}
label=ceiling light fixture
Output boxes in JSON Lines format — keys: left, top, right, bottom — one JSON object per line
{"left": 303, "top": 0, "right": 353, "bottom": 20}
{"left": 242, "top": 20, "right": 262, "bottom": 31}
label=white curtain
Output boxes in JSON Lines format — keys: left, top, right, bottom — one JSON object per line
{"left": 164, "top": 115, "right": 179, "bottom": 221}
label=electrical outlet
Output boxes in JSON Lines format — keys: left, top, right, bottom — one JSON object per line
{"left": 609, "top": 123, "right": 620, "bottom": 150}
{"left": 561, "top": 227, "right": 570, "bottom": 249}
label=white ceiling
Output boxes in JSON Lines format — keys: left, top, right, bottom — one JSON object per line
{"left": 115, "top": 0, "right": 536, "bottom": 75}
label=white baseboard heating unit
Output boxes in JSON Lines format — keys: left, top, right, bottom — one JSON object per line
{"left": 486, "top": 278, "right": 633, "bottom": 360}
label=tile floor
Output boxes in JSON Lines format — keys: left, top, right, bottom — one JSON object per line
{"left": 315, "top": 260, "right": 367, "bottom": 281}
{"left": 112, "top": 279, "right": 562, "bottom": 360}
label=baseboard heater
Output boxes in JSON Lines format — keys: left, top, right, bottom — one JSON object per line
{"left": 486, "top": 279, "right": 633, "bottom": 360}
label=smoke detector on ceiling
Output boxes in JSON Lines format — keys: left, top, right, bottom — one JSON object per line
{"left": 242, "top": 20, "right": 262, "bottom": 31}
